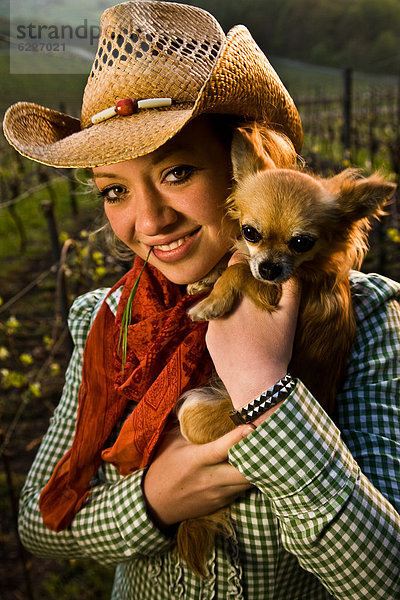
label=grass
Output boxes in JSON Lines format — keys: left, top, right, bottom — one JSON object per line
{"left": 0, "top": 167, "right": 102, "bottom": 280}
{"left": 40, "top": 559, "right": 114, "bottom": 600}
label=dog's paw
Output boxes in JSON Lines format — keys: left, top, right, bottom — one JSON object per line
{"left": 188, "top": 297, "right": 226, "bottom": 321}
{"left": 251, "top": 282, "right": 282, "bottom": 311}
{"left": 187, "top": 280, "right": 213, "bottom": 295}
{"left": 187, "top": 256, "right": 230, "bottom": 296}
{"left": 176, "top": 386, "right": 234, "bottom": 444}
{"left": 188, "top": 300, "right": 214, "bottom": 321}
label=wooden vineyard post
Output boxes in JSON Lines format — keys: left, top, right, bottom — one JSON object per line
{"left": 343, "top": 67, "right": 353, "bottom": 162}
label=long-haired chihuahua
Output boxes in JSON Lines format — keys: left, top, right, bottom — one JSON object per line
{"left": 174, "top": 128, "right": 396, "bottom": 578}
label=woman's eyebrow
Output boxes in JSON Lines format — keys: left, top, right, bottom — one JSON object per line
{"left": 92, "top": 144, "right": 191, "bottom": 181}
{"left": 93, "top": 172, "right": 119, "bottom": 181}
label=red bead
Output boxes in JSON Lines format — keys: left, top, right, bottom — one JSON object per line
{"left": 115, "top": 98, "right": 137, "bottom": 116}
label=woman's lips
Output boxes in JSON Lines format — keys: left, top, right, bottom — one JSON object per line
{"left": 150, "top": 228, "right": 201, "bottom": 263}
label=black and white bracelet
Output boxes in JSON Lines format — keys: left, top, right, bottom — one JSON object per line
{"left": 229, "top": 374, "right": 297, "bottom": 425}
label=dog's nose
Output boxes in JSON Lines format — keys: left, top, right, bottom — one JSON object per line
{"left": 258, "top": 261, "right": 283, "bottom": 281}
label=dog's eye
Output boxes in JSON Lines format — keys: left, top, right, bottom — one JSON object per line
{"left": 289, "top": 235, "right": 316, "bottom": 253}
{"left": 242, "top": 225, "right": 262, "bottom": 243}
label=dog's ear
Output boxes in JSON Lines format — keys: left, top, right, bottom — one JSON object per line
{"left": 332, "top": 171, "right": 396, "bottom": 222}
{"left": 231, "top": 129, "right": 275, "bottom": 182}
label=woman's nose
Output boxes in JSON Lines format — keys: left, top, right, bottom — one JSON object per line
{"left": 134, "top": 188, "right": 178, "bottom": 236}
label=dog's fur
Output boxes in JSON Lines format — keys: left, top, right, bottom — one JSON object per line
{"left": 174, "top": 129, "right": 396, "bottom": 577}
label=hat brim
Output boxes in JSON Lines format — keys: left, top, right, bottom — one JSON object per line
{"left": 3, "top": 22, "right": 303, "bottom": 168}
{"left": 3, "top": 101, "right": 195, "bottom": 168}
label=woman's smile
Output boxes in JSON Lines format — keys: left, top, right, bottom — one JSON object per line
{"left": 150, "top": 227, "right": 201, "bottom": 261}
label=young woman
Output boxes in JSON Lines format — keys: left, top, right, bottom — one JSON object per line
{"left": 3, "top": 2, "right": 400, "bottom": 599}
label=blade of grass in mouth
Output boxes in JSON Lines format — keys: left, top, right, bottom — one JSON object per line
{"left": 118, "top": 247, "right": 152, "bottom": 376}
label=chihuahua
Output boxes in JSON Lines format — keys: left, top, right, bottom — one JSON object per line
{"left": 174, "top": 129, "right": 396, "bottom": 577}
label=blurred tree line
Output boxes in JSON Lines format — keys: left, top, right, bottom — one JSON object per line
{"left": 181, "top": 0, "right": 400, "bottom": 74}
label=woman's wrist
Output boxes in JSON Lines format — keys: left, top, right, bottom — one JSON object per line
{"left": 228, "top": 366, "right": 288, "bottom": 410}
{"left": 229, "top": 373, "right": 295, "bottom": 427}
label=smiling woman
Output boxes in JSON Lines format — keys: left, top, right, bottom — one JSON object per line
{"left": 2, "top": 2, "right": 400, "bottom": 600}
{"left": 93, "top": 116, "right": 235, "bottom": 285}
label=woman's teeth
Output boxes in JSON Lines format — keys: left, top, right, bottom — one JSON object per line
{"left": 153, "top": 233, "right": 191, "bottom": 251}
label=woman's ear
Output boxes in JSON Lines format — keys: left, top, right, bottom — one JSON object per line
{"left": 231, "top": 128, "right": 275, "bottom": 182}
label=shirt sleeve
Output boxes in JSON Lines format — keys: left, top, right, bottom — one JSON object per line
{"left": 18, "top": 289, "right": 172, "bottom": 567}
{"left": 228, "top": 273, "right": 400, "bottom": 600}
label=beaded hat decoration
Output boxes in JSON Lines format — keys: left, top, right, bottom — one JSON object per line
{"left": 3, "top": 0, "right": 303, "bottom": 168}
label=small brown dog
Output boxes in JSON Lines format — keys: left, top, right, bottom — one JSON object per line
{"left": 174, "top": 129, "right": 396, "bottom": 577}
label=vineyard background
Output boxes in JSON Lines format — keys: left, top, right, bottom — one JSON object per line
{"left": 1, "top": 16, "right": 400, "bottom": 600}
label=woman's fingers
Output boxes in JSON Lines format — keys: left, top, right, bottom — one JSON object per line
{"left": 198, "top": 423, "right": 255, "bottom": 466}
{"left": 143, "top": 425, "right": 253, "bottom": 528}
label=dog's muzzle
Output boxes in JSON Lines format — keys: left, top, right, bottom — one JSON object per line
{"left": 249, "top": 255, "right": 293, "bottom": 283}
{"left": 258, "top": 261, "right": 283, "bottom": 281}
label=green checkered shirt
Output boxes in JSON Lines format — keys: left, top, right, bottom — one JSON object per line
{"left": 18, "top": 272, "right": 400, "bottom": 599}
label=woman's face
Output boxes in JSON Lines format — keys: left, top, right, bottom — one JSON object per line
{"left": 93, "top": 117, "right": 234, "bottom": 285}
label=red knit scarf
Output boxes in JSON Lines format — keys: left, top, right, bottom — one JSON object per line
{"left": 39, "top": 257, "right": 213, "bottom": 531}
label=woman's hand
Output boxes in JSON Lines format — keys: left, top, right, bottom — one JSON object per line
{"left": 143, "top": 254, "right": 299, "bottom": 530}
{"left": 143, "top": 423, "right": 254, "bottom": 530}
{"left": 205, "top": 253, "right": 300, "bottom": 410}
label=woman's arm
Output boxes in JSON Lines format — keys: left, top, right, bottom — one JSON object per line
{"left": 336, "top": 272, "right": 400, "bottom": 508}
{"left": 213, "top": 272, "right": 400, "bottom": 599}
{"left": 229, "top": 382, "right": 399, "bottom": 599}
{"left": 18, "top": 291, "right": 173, "bottom": 566}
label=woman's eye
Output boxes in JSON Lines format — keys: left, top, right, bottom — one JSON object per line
{"left": 98, "top": 185, "right": 126, "bottom": 204}
{"left": 164, "top": 165, "right": 194, "bottom": 184}
{"left": 242, "top": 224, "right": 262, "bottom": 243}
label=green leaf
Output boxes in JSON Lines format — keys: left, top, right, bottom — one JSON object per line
{"left": 118, "top": 248, "right": 152, "bottom": 376}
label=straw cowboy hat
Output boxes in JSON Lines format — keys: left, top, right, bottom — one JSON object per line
{"left": 3, "top": 0, "right": 303, "bottom": 168}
